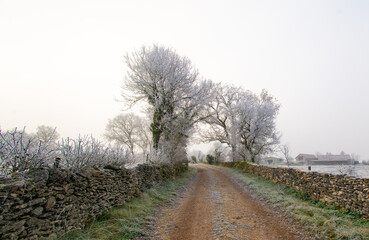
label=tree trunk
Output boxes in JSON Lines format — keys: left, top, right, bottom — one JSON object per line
{"left": 231, "top": 145, "right": 237, "bottom": 162}
{"left": 251, "top": 155, "right": 256, "bottom": 163}
{"left": 151, "top": 110, "right": 163, "bottom": 150}
{"left": 151, "top": 122, "right": 161, "bottom": 150}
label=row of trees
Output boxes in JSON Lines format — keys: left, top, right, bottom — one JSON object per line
{"left": 1, "top": 44, "right": 280, "bottom": 175}
{"left": 105, "top": 44, "right": 280, "bottom": 164}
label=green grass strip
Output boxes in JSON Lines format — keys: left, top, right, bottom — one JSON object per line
{"left": 60, "top": 167, "right": 197, "bottom": 240}
{"left": 223, "top": 167, "right": 369, "bottom": 240}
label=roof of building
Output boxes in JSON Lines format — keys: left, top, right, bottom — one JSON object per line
{"left": 296, "top": 153, "right": 317, "bottom": 159}
{"left": 316, "top": 154, "right": 351, "bottom": 161}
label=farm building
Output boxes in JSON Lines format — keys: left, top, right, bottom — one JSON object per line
{"left": 295, "top": 153, "right": 352, "bottom": 165}
{"left": 313, "top": 154, "right": 352, "bottom": 165}
{"left": 295, "top": 154, "right": 317, "bottom": 164}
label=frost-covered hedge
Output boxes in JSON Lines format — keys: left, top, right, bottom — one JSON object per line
{"left": 0, "top": 128, "right": 132, "bottom": 177}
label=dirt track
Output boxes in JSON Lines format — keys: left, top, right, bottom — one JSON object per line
{"left": 153, "top": 164, "right": 300, "bottom": 240}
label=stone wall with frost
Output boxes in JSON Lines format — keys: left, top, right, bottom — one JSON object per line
{"left": 218, "top": 161, "right": 369, "bottom": 219}
{"left": 0, "top": 163, "right": 188, "bottom": 239}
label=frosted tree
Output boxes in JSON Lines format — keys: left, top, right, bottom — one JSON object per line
{"left": 122, "top": 44, "right": 212, "bottom": 162}
{"left": 34, "top": 125, "right": 60, "bottom": 143}
{"left": 279, "top": 143, "right": 293, "bottom": 166}
{"left": 236, "top": 90, "right": 280, "bottom": 163}
{"left": 135, "top": 117, "right": 152, "bottom": 157}
{"left": 104, "top": 113, "right": 149, "bottom": 155}
{"left": 202, "top": 83, "right": 247, "bottom": 161}
{"left": 208, "top": 141, "right": 228, "bottom": 162}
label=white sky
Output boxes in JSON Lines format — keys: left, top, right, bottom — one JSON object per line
{"left": 1, "top": 0, "right": 369, "bottom": 160}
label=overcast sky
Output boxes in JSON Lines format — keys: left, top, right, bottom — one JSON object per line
{"left": 1, "top": 0, "right": 369, "bottom": 160}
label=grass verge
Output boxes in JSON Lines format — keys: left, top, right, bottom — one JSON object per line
{"left": 60, "top": 167, "right": 197, "bottom": 240}
{"left": 223, "top": 167, "right": 369, "bottom": 240}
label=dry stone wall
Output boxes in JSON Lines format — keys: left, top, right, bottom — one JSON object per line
{"left": 218, "top": 161, "right": 369, "bottom": 219}
{"left": 0, "top": 163, "right": 188, "bottom": 239}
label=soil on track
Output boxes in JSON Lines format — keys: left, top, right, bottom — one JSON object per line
{"left": 153, "top": 164, "right": 302, "bottom": 240}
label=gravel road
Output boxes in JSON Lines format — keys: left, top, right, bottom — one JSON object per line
{"left": 152, "top": 164, "right": 304, "bottom": 240}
